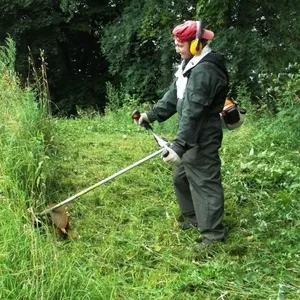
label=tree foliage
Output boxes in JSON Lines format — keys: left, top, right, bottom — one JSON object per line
{"left": 101, "top": 0, "right": 197, "bottom": 102}
{"left": 1, "top": 0, "right": 299, "bottom": 113}
{"left": 197, "top": 0, "right": 300, "bottom": 100}
{"left": 101, "top": 0, "right": 300, "bottom": 103}
{"left": 0, "top": 0, "right": 117, "bottom": 115}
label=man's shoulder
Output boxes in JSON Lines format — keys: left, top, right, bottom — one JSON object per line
{"left": 200, "top": 52, "right": 226, "bottom": 67}
{"left": 193, "top": 51, "right": 228, "bottom": 76}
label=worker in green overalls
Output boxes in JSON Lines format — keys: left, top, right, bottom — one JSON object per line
{"left": 137, "top": 20, "right": 228, "bottom": 247}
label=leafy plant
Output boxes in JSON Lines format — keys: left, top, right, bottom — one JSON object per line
{"left": 0, "top": 36, "right": 16, "bottom": 75}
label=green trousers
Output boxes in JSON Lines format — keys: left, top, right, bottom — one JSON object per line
{"left": 173, "top": 117, "right": 226, "bottom": 241}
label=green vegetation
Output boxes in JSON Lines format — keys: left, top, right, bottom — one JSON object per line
{"left": 1, "top": 1, "right": 300, "bottom": 113}
{"left": 1, "top": 50, "right": 300, "bottom": 299}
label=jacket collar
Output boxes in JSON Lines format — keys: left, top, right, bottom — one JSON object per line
{"left": 182, "top": 45, "right": 212, "bottom": 76}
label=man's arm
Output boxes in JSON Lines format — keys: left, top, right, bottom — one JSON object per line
{"left": 146, "top": 81, "right": 178, "bottom": 123}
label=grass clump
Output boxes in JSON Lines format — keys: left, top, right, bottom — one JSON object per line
{"left": 0, "top": 69, "right": 53, "bottom": 208}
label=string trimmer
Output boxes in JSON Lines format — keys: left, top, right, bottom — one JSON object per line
{"left": 29, "top": 110, "right": 169, "bottom": 233}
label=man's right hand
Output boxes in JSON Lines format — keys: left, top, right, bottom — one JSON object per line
{"left": 137, "top": 113, "right": 150, "bottom": 126}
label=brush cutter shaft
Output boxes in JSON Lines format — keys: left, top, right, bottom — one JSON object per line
{"left": 151, "top": 131, "right": 169, "bottom": 148}
{"left": 131, "top": 110, "right": 169, "bottom": 148}
{"left": 39, "top": 148, "right": 164, "bottom": 216}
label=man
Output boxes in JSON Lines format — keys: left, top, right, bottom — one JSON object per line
{"left": 137, "top": 20, "right": 228, "bottom": 247}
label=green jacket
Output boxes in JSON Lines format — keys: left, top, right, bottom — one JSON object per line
{"left": 147, "top": 51, "right": 228, "bottom": 157}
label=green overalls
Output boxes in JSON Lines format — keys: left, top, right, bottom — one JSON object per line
{"left": 147, "top": 51, "right": 228, "bottom": 242}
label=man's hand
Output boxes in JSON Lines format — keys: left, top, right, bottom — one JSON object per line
{"left": 136, "top": 113, "right": 149, "bottom": 126}
{"left": 162, "top": 146, "right": 181, "bottom": 165}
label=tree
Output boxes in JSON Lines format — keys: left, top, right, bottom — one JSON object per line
{"left": 101, "top": 0, "right": 197, "bottom": 103}
{"left": 197, "top": 0, "right": 300, "bottom": 100}
{"left": 0, "top": 0, "right": 117, "bottom": 115}
{"left": 102, "top": 0, "right": 300, "bottom": 105}
{"left": 2, "top": 0, "right": 299, "bottom": 112}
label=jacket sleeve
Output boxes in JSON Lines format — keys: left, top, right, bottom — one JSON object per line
{"left": 172, "top": 64, "right": 221, "bottom": 157}
{"left": 146, "top": 81, "right": 178, "bottom": 123}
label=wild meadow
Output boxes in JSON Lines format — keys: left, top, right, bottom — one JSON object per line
{"left": 0, "top": 42, "right": 300, "bottom": 300}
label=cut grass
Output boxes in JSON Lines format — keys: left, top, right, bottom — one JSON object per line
{"left": 21, "top": 112, "right": 299, "bottom": 299}
{"left": 1, "top": 102, "right": 300, "bottom": 298}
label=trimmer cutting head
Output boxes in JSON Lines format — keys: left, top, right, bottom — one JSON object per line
{"left": 29, "top": 204, "right": 69, "bottom": 234}
{"left": 48, "top": 203, "right": 69, "bottom": 234}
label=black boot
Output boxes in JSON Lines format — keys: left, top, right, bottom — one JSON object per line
{"left": 178, "top": 220, "right": 198, "bottom": 230}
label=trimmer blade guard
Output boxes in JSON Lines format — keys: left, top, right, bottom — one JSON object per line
{"left": 48, "top": 203, "right": 69, "bottom": 233}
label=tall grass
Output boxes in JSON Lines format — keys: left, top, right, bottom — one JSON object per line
{"left": 38, "top": 108, "right": 300, "bottom": 299}
{"left": 0, "top": 40, "right": 53, "bottom": 208}
{"left": 0, "top": 37, "right": 16, "bottom": 75}
{"left": 0, "top": 38, "right": 114, "bottom": 300}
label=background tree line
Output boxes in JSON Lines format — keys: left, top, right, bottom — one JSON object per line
{"left": 0, "top": 0, "right": 299, "bottom": 115}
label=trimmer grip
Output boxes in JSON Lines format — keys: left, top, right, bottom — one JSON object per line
{"left": 131, "top": 109, "right": 152, "bottom": 130}
{"left": 161, "top": 149, "right": 169, "bottom": 158}
{"left": 131, "top": 109, "right": 141, "bottom": 123}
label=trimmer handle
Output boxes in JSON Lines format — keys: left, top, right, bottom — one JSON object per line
{"left": 161, "top": 149, "right": 169, "bottom": 158}
{"left": 132, "top": 109, "right": 169, "bottom": 157}
{"left": 131, "top": 110, "right": 153, "bottom": 131}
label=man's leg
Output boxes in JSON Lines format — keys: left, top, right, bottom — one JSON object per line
{"left": 184, "top": 131, "right": 226, "bottom": 242}
{"left": 173, "top": 163, "right": 197, "bottom": 226}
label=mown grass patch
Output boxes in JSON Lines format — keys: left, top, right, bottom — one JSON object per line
{"left": 27, "top": 108, "right": 298, "bottom": 299}
{"left": 1, "top": 102, "right": 300, "bottom": 299}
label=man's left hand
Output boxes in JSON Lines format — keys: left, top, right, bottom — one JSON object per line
{"left": 162, "top": 146, "right": 181, "bottom": 165}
